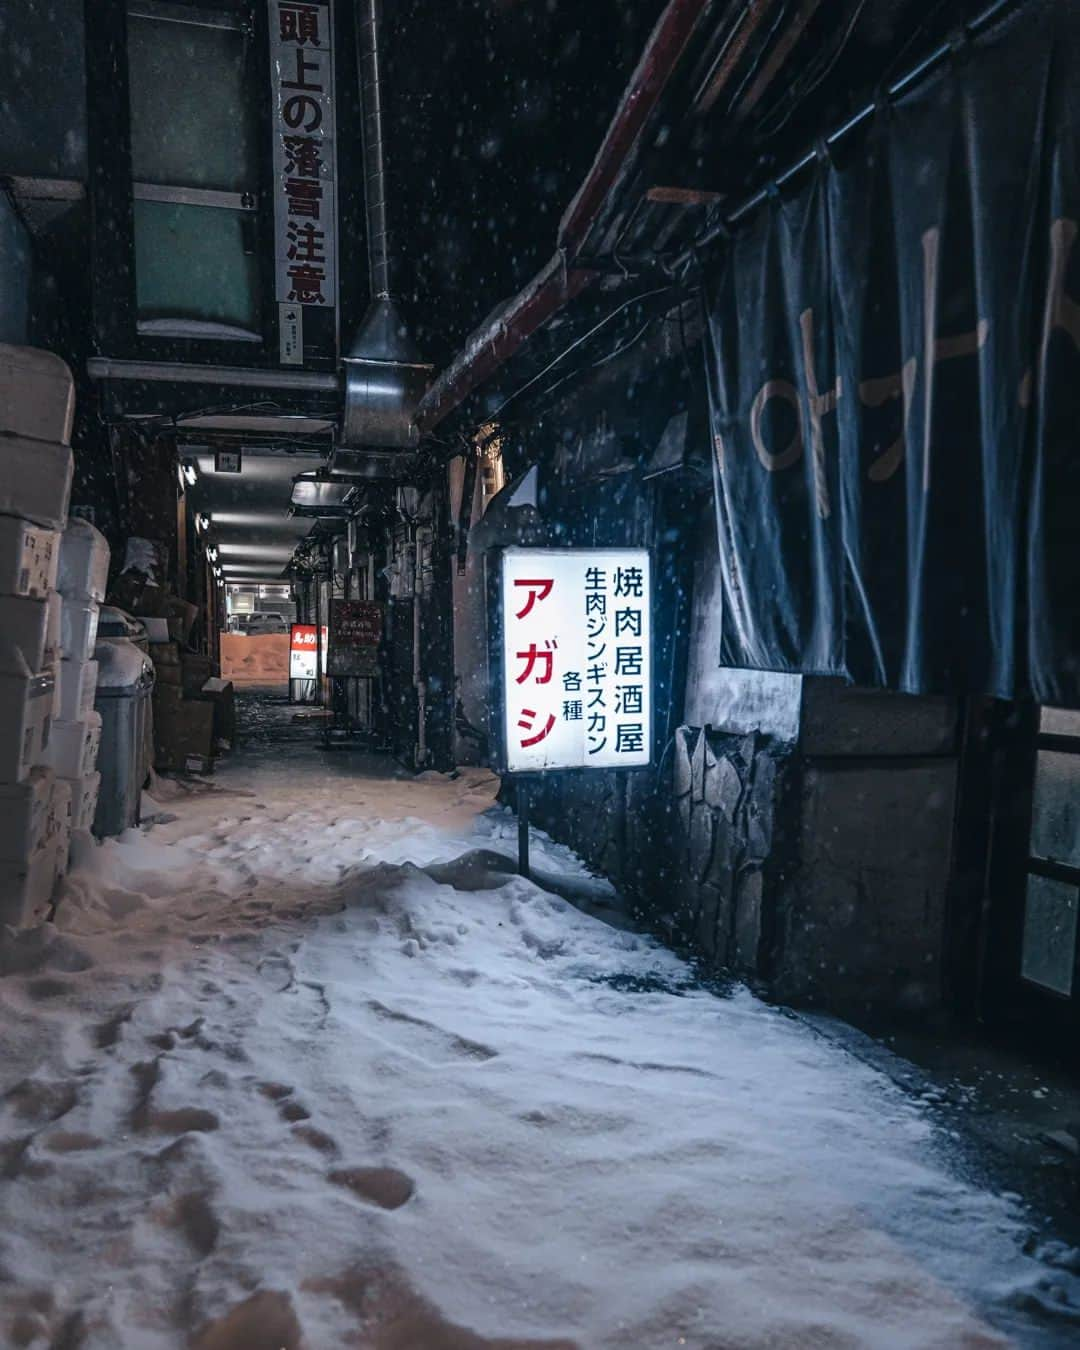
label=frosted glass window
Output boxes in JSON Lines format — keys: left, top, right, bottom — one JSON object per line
{"left": 134, "top": 200, "right": 259, "bottom": 330}
{"left": 1021, "top": 874, "right": 1078, "bottom": 996}
{"left": 1030, "top": 750, "right": 1080, "bottom": 869}
{"left": 128, "top": 13, "right": 257, "bottom": 191}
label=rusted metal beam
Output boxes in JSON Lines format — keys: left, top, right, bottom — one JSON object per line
{"left": 558, "top": 0, "right": 715, "bottom": 259}
{"left": 413, "top": 257, "right": 596, "bottom": 436}
{"left": 733, "top": 0, "right": 827, "bottom": 121}
{"left": 646, "top": 185, "right": 723, "bottom": 205}
{"left": 694, "top": 0, "right": 779, "bottom": 118}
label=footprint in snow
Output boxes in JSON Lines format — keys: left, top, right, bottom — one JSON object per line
{"left": 190, "top": 1289, "right": 302, "bottom": 1350}
{"left": 293, "top": 1123, "right": 338, "bottom": 1155}
{"left": 365, "top": 999, "right": 497, "bottom": 1065}
{"left": 129, "top": 1060, "right": 220, "bottom": 1135}
{"left": 257, "top": 1079, "right": 312, "bottom": 1123}
{"left": 95, "top": 1003, "right": 135, "bottom": 1049}
{"left": 329, "top": 1165, "right": 415, "bottom": 1210}
{"left": 40, "top": 1131, "right": 102, "bottom": 1154}
{"left": 4, "top": 1077, "right": 79, "bottom": 1125}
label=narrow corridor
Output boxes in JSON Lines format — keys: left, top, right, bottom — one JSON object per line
{"left": 0, "top": 697, "right": 1075, "bottom": 1349}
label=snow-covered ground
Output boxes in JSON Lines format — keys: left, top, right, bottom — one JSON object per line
{"left": 1, "top": 709, "right": 1077, "bottom": 1348}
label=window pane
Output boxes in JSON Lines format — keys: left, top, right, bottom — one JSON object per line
{"left": 134, "top": 200, "right": 260, "bottom": 331}
{"left": 128, "top": 13, "right": 256, "bottom": 191}
{"left": 1021, "top": 873, "right": 1078, "bottom": 996}
{"left": 1031, "top": 750, "right": 1080, "bottom": 869}
{"left": 1041, "top": 706, "right": 1080, "bottom": 736}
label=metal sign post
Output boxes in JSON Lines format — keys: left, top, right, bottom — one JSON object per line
{"left": 517, "top": 778, "right": 531, "bottom": 879}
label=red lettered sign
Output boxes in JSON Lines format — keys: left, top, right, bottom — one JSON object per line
{"left": 290, "top": 623, "right": 327, "bottom": 679}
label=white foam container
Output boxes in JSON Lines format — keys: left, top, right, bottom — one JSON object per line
{"left": 46, "top": 589, "right": 62, "bottom": 664}
{"left": 46, "top": 710, "right": 102, "bottom": 780}
{"left": 0, "top": 517, "right": 60, "bottom": 599}
{"left": 0, "top": 839, "right": 59, "bottom": 928}
{"left": 61, "top": 597, "right": 99, "bottom": 662}
{"left": 0, "top": 434, "right": 74, "bottom": 531}
{"left": 47, "top": 661, "right": 61, "bottom": 720}
{"left": 0, "top": 594, "right": 50, "bottom": 672}
{"left": 64, "top": 770, "right": 101, "bottom": 834}
{"left": 58, "top": 658, "right": 98, "bottom": 722}
{"left": 0, "top": 345, "right": 75, "bottom": 444}
{"left": 0, "top": 668, "right": 53, "bottom": 783}
{"left": 0, "top": 766, "right": 54, "bottom": 861}
{"left": 58, "top": 518, "right": 109, "bottom": 602}
{"left": 48, "top": 776, "right": 73, "bottom": 873}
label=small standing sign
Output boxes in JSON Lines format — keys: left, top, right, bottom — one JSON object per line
{"left": 289, "top": 623, "right": 327, "bottom": 680}
{"left": 496, "top": 547, "right": 652, "bottom": 874}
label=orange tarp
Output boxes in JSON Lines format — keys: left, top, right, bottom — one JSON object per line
{"left": 220, "top": 633, "right": 291, "bottom": 686}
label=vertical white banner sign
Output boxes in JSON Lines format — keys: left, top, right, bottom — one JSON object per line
{"left": 501, "top": 548, "right": 652, "bottom": 773}
{"left": 268, "top": 0, "right": 337, "bottom": 353}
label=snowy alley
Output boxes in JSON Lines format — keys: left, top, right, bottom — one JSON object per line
{"left": 1, "top": 698, "right": 1076, "bottom": 1350}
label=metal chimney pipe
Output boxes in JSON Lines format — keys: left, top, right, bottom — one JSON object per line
{"left": 338, "top": 0, "right": 432, "bottom": 458}
{"left": 357, "top": 0, "right": 391, "bottom": 300}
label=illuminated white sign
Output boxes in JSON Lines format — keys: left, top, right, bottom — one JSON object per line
{"left": 289, "top": 623, "right": 328, "bottom": 680}
{"left": 501, "top": 548, "right": 651, "bottom": 773}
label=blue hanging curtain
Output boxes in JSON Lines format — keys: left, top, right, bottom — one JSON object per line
{"left": 703, "top": 0, "right": 1080, "bottom": 705}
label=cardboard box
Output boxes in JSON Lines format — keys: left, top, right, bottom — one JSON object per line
{"left": 152, "top": 641, "right": 182, "bottom": 687}
{"left": 144, "top": 617, "right": 171, "bottom": 644}
{"left": 182, "top": 652, "right": 213, "bottom": 696}
{"left": 58, "top": 518, "right": 109, "bottom": 602}
{"left": 58, "top": 658, "right": 98, "bottom": 721}
{"left": 0, "top": 344, "right": 75, "bottom": 444}
{"left": 165, "top": 596, "right": 199, "bottom": 644}
{"left": 155, "top": 660, "right": 182, "bottom": 687}
{"left": 198, "top": 677, "right": 235, "bottom": 747}
{"left": 0, "top": 668, "right": 53, "bottom": 782}
{"left": 0, "top": 433, "right": 74, "bottom": 531}
{"left": 0, "top": 766, "right": 54, "bottom": 860}
{"left": 46, "top": 711, "right": 102, "bottom": 780}
{"left": 153, "top": 688, "right": 214, "bottom": 774}
{"left": 0, "top": 517, "right": 60, "bottom": 600}
{"left": 60, "top": 598, "right": 100, "bottom": 662}
{"left": 0, "top": 839, "right": 59, "bottom": 929}
{"left": 152, "top": 641, "right": 181, "bottom": 668}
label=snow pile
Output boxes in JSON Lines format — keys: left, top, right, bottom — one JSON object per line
{"left": 0, "top": 758, "right": 1076, "bottom": 1348}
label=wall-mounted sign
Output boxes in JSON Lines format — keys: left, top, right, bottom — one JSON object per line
{"left": 214, "top": 448, "right": 242, "bottom": 474}
{"left": 289, "top": 623, "right": 328, "bottom": 680}
{"left": 499, "top": 548, "right": 652, "bottom": 773}
{"left": 328, "top": 600, "right": 382, "bottom": 677}
{"left": 268, "top": 0, "right": 337, "bottom": 360}
{"left": 278, "top": 302, "right": 303, "bottom": 365}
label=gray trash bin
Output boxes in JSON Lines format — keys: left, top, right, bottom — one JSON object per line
{"left": 93, "top": 636, "right": 155, "bottom": 838}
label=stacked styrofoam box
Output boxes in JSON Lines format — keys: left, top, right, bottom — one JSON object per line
{"left": 51, "top": 518, "right": 109, "bottom": 859}
{"left": 0, "top": 344, "right": 76, "bottom": 928}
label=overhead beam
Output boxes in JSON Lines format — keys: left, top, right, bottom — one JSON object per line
{"left": 558, "top": 0, "right": 714, "bottom": 259}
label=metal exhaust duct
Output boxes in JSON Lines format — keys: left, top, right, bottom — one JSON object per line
{"left": 338, "top": 0, "right": 431, "bottom": 464}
